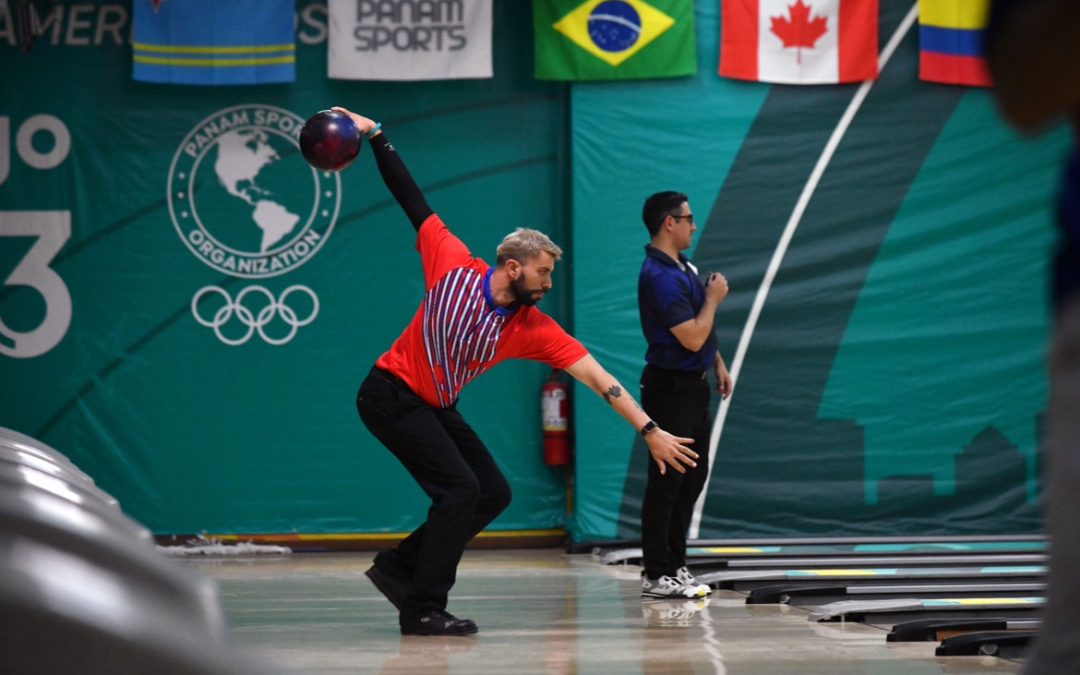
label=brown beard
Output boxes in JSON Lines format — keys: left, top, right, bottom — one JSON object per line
{"left": 511, "top": 275, "right": 543, "bottom": 306}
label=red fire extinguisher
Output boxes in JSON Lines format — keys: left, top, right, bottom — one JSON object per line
{"left": 541, "top": 369, "right": 571, "bottom": 466}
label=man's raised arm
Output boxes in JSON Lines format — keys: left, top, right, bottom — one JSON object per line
{"left": 332, "top": 106, "right": 433, "bottom": 231}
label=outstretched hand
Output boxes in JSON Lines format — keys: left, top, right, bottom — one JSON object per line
{"left": 331, "top": 106, "right": 378, "bottom": 136}
{"left": 644, "top": 429, "right": 698, "bottom": 475}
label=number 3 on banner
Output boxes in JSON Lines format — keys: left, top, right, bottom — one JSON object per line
{"left": 0, "top": 211, "right": 72, "bottom": 359}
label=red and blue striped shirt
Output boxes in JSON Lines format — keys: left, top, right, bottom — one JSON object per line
{"left": 376, "top": 214, "right": 587, "bottom": 408}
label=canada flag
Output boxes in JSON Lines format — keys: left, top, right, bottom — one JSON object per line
{"left": 720, "top": 0, "right": 878, "bottom": 84}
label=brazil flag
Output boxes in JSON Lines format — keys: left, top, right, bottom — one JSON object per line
{"left": 534, "top": 0, "right": 696, "bottom": 80}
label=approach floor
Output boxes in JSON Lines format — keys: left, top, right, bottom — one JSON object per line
{"left": 181, "top": 548, "right": 1025, "bottom": 674}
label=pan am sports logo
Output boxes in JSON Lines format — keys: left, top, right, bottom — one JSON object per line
{"left": 169, "top": 104, "right": 334, "bottom": 345}
{"left": 168, "top": 103, "right": 339, "bottom": 279}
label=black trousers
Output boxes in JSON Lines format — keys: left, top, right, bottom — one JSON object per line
{"left": 356, "top": 367, "right": 511, "bottom": 621}
{"left": 640, "top": 364, "right": 712, "bottom": 579}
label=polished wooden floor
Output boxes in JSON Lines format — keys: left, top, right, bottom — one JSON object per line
{"left": 180, "top": 548, "right": 1024, "bottom": 674}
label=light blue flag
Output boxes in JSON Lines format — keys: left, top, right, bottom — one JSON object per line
{"left": 132, "top": 0, "right": 295, "bottom": 85}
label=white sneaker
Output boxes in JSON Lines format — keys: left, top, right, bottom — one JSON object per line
{"left": 676, "top": 566, "right": 712, "bottom": 596}
{"left": 641, "top": 574, "right": 708, "bottom": 599}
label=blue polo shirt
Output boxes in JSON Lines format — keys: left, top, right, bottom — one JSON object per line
{"left": 638, "top": 245, "right": 718, "bottom": 373}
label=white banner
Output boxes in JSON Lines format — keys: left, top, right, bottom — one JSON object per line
{"left": 328, "top": 0, "right": 493, "bottom": 81}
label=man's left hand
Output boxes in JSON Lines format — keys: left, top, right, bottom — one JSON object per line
{"left": 715, "top": 360, "right": 732, "bottom": 399}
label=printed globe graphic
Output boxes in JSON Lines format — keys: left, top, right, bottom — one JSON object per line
{"left": 192, "top": 129, "right": 312, "bottom": 253}
{"left": 168, "top": 104, "right": 341, "bottom": 279}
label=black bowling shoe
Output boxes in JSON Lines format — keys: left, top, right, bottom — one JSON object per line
{"left": 400, "top": 609, "right": 478, "bottom": 636}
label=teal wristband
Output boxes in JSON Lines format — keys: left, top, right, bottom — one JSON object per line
{"left": 366, "top": 122, "right": 382, "bottom": 138}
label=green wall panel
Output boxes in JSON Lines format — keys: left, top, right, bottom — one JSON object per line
{"left": 0, "top": 0, "right": 571, "bottom": 535}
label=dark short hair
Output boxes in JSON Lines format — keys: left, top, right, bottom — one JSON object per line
{"left": 642, "top": 191, "right": 688, "bottom": 238}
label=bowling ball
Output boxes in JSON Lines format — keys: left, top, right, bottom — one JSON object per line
{"left": 299, "top": 110, "right": 362, "bottom": 172}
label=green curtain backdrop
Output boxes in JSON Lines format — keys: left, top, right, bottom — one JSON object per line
{"left": 0, "top": 0, "right": 571, "bottom": 536}
{"left": 3, "top": 0, "right": 1069, "bottom": 543}
{"left": 570, "top": 0, "right": 1067, "bottom": 540}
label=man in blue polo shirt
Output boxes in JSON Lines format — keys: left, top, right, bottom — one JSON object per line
{"left": 637, "top": 191, "right": 733, "bottom": 598}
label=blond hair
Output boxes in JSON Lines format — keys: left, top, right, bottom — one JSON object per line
{"left": 496, "top": 228, "right": 563, "bottom": 266}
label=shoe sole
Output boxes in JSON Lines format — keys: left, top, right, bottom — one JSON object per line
{"left": 400, "top": 624, "right": 479, "bottom": 636}
{"left": 641, "top": 590, "right": 709, "bottom": 599}
{"left": 399, "top": 622, "right": 479, "bottom": 635}
{"left": 365, "top": 568, "right": 404, "bottom": 611}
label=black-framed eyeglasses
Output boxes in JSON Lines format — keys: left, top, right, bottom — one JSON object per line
{"left": 670, "top": 213, "right": 694, "bottom": 223}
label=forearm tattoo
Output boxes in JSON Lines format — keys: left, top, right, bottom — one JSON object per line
{"left": 603, "top": 386, "right": 622, "bottom": 406}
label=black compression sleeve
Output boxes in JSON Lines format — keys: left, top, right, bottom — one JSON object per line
{"left": 368, "top": 132, "right": 434, "bottom": 231}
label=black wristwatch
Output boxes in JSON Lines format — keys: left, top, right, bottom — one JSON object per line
{"left": 639, "top": 420, "right": 658, "bottom": 437}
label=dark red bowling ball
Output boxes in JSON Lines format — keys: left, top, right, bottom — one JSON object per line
{"left": 299, "top": 110, "right": 361, "bottom": 172}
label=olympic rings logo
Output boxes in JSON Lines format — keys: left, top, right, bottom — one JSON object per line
{"left": 191, "top": 285, "right": 319, "bottom": 346}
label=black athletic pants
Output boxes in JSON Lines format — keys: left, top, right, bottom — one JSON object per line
{"left": 640, "top": 364, "right": 712, "bottom": 579}
{"left": 356, "top": 367, "right": 511, "bottom": 621}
